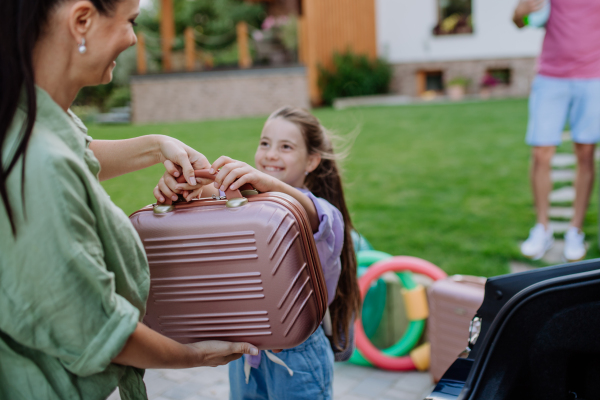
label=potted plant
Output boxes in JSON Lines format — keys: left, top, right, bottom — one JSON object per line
{"left": 480, "top": 73, "right": 499, "bottom": 100}
{"left": 447, "top": 77, "right": 470, "bottom": 101}
{"left": 252, "top": 15, "right": 298, "bottom": 65}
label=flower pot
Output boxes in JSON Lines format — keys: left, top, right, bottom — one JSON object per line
{"left": 480, "top": 87, "right": 491, "bottom": 100}
{"left": 447, "top": 85, "right": 465, "bottom": 101}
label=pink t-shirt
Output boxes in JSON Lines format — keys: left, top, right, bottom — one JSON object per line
{"left": 538, "top": 0, "right": 600, "bottom": 78}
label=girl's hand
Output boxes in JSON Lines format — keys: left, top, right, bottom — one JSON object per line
{"left": 210, "top": 156, "right": 281, "bottom": 193}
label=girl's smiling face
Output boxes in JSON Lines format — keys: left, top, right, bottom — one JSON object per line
{"left": 255, "top": 117, "right": 320, "bottom": 188}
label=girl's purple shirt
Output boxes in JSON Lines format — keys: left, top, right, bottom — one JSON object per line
{"left": 246, "top": 188, "right": 344, "bottom": 368}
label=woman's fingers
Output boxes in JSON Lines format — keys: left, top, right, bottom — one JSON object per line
{"left": 174, "top": 151, "right": 197, "bottom": 187}
{"left": 187, "top": 341, "right": 258, "bottom": 367}
{"left": 163, "top": 160, "right": 181, "bottom": 178}
{"left": 158, "top": 177, "right": 179, "bottom": 202}
{"left": 153, "top": 185, "right": 166, "bottom": 204}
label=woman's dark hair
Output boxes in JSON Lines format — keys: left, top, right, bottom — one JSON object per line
{"left": 0, "top": 0, "right": 119, "bottom": 235}
{"left": 268, "top": 106, "right": 361, "bottom": 351}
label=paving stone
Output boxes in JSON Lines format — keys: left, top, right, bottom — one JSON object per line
{"left": 549, "top": 221, "right": 571, "bottom": 234}
{"left": 335, "top": 395, "right": 373, "bottom": 400}
{"left": 392, "top": 372, "right": 433, "bottom": 394}
{"left": 550, "top": 169, "right": 575, "bottom": 183}
{"left": 541, "top": 239, "right": 565, "bottom": 265}
{"left": 549, "top": 186, "right": 575, "bottom": 203}
{"left": 510, "top": 260, "right": 536, "bottom": 273}
{"left": 381, "top": 387, "right": 424, "bottom": 400}
{"left": 182, "top": 396, "right": 218, "bottom": 400}
{"left": 198, "top": 383, "right": 230, "bottom": 399}
{"left": 162, "top": 386, "right": 197, "bottom": 400}
{"left": 350, "top": 377, "right": 395, "bottom": 398}
{"left": 106, "top": 389, "right": 120, "bottom": 400}
{"left": 551, "top": 153, "right": 576, "bottom": 168}
{"left": 161, "top": 369, "right": 196, "bottom": 383}
{"left": 549, "top": 207, "right": 574, "bottom": 219}
{"left": 146, "top": 377, "right": 178, "bottom": 398}
{"left": 333, "top": 374, "right": 361, "bottom": 397}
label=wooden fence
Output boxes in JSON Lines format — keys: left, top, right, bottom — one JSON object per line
{"left": 300, "top": 0, "right": 377, "bottom": 104}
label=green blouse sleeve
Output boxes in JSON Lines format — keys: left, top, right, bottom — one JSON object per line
{"left": 0, "top": 149, "right": 139, "bottom": 377}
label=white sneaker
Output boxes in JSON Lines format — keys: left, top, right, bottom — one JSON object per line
{"left": 564, "top": 227, "right": 586, "bottom": 262}
{"left": 521, "top": 223, "right": 554, "bottom": 260}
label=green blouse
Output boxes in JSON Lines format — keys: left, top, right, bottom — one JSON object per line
{"left": 0, "top": 87, "right": 150, "bottom": 400}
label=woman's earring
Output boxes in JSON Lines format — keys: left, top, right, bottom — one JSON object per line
{"left": 78, "top": 38, "right": 87, "bottom": 54}
{"left": 305, "top": 171, "right": 309, "bottom": 176}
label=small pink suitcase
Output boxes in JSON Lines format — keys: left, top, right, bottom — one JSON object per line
{"left": 428, "top": 275, "right": 486, "bottom": 382}
{"left": 130, "top": 170, "right": 328, "bottom": 350}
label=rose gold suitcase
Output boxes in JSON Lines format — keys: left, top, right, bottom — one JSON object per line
{"left": 130, "top": 170, "right": 328, "bottom": 350}
{"left": 428, "top": 275, "right": 486, "bottom": 382}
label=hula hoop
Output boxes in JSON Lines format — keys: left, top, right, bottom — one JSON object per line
{"left": 349, "top": 251, "right": 425, "bottom": 366}
{"left": 355, "top": 256, "right": 447, "bottom": 371}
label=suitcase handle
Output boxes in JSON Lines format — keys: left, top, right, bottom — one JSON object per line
{"left": 174, "top": 169, "right": 255, "bottom": 201}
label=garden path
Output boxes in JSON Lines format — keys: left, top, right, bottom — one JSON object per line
{"left": 510, "top": 130, "right": 591, "bottom": 273}
{"left": 107, "top": 363, "right": 434, "bottom": 400}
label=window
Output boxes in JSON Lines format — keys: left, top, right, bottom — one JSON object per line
{"left": 434, "top": 0, "right": 473, "bottom": 36}
{"left": 487, "top": 68, "right": 511, "bottom": 85}
{"left": 417, "top": 70, "right": 444, "bottom": 95}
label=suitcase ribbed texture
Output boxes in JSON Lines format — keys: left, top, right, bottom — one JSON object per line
{"left": 131, "top": 192, "right": 327, "bottom": 350}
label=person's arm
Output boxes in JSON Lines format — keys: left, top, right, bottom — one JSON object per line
{"left": 112, "top": 323, "right": 257, "bottom": 369}
{"left": 513, "top": 0, "right": 545, "bottom": 28}
{"left": 89, "top": 135, "right": 210, "bottom": 186}
{"left": 208, "top": 157, "right": 320, "bottom": 232}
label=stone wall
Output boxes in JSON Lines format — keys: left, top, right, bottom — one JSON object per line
{"left": 130, "top": 66, "right": 309, "bottom": 124}
{"left": 390, "top": 57, "right": 538, "bottom": 98}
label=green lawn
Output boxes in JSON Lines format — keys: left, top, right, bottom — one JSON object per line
{"left": 89, "top": 99, "right": 599, "bottom": 278}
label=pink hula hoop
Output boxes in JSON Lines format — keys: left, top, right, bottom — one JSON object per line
{"left": 354, "top": 256, "right": 447, "bottom": 371}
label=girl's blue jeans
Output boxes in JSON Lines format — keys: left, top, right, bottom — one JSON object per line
{"left": 229, "top": 326, "right": 334, "bottom": 400}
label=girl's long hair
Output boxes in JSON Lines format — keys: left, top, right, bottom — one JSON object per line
{"left": 269, "top": 106, "right": 361, "bottom": 351}
{"left": 0, "top": 0, "right": 119, "bottom": 235}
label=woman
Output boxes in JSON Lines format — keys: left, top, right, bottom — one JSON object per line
{"left": 0, "top": 0, "right": 258, "bottom": 399}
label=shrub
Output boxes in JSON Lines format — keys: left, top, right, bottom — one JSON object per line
{"left": 105, "top": 86, "right": 131, "bottom": 109}
{"left": 447, "top": 76, "right": 470, "bottom": 87}
{"left": 318, "top": 51, "right": 392, "bottom": 106}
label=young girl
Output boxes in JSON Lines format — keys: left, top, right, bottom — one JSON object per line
{"left": 155, "top": 107, "right": 360, "bottom": 399}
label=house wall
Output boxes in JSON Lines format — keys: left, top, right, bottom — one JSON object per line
{"left": 130, "top": 66, "right": 309, "bottom": 124}
{"left": 376, "top": 0, "right": 545, "bottom": 63}
{"left": 391, "top": 57, "right": 537, "bottom": 98}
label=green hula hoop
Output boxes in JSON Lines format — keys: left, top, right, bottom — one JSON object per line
{"left": 349, "top": 250, "right": 426, "bottom": 366}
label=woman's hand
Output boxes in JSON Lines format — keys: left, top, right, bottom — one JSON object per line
{"left": 209, "top": 156, "right": 281, "bottom": 193}
{"left": 112, "top": 323, "right": 258, "bottom": 369}
{"left": 90, "top": 135, "right": 211, "bottom": 184}
{"left": 153, "top": 168, "right": 214, "bottom": 204}
{"left": 157, "top": 136, "right": 211, "bottom": 187}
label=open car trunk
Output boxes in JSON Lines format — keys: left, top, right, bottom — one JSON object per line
{"left": 426, "top": 259, "right": 600, "bottom": 400}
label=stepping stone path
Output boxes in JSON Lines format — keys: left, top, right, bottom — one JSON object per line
{"left": 107, "top": 364, "right": 435, "bottom": 400}
{"left": 511, "top": 131, "right": 580, "bottom": 273}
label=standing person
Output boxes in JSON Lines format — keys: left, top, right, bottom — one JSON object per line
{"left": 155, "top": 107, "right": 361, "bottom": 400}
{"left": 514, "top": 0, "right": 600, "bottom": 261}
{"left": 0, "top": 0, "right": 258, "bottom": 399}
